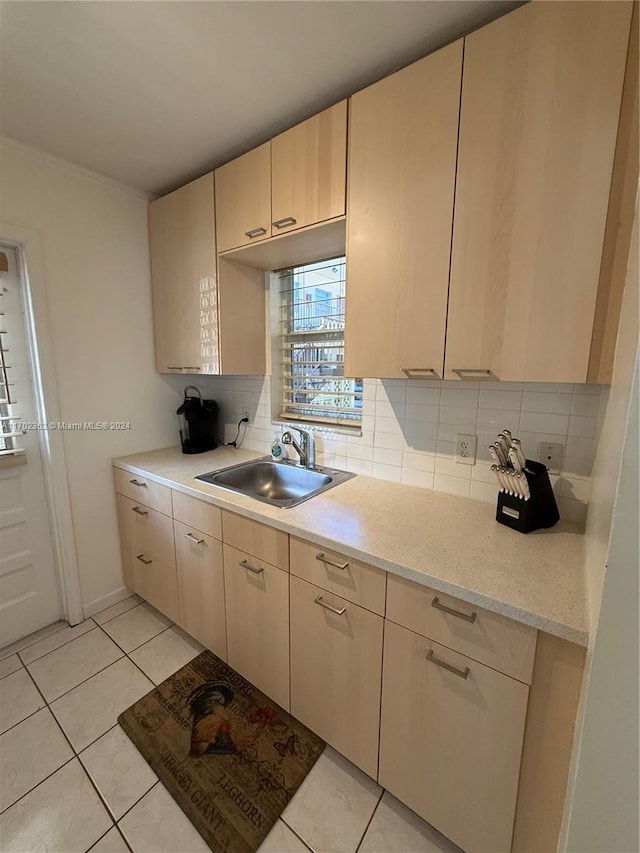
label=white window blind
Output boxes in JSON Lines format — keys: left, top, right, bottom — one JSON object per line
{"left": 278, "top": 257, "right": 362, "bottom": 427}
{"left": 0, "top": 254, "right": 25, "bottom": 456}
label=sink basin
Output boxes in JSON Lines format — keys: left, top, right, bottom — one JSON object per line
{"left": 195, "top": 457, "right": 355, "bottom": 508}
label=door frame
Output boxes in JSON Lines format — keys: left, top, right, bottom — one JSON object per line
{"left": 0, "top": 223, "right": 84, "bottom": 626}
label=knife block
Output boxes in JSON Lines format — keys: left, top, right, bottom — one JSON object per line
{"left": 496, "top": 459, "right": 560, "bottom": 533}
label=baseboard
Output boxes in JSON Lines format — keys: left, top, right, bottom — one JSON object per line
{"left": 83, "top": 585, "right": 135, "bottom": 619}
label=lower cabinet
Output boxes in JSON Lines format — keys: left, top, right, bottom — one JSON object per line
{"left": 379, "top": 620, "right": 529, "bottom": 853}
{"left": 174, "top": 520, "right": 227, "bottom": 661}
{"left": 223, "top": 543, "right": 290, "bottom": 710}
{"left": 289, "top": 575, "right": 383, "bottom": 778}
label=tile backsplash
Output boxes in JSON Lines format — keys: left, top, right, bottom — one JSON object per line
{"left": 167, "top": 375, "right": 606, "bottom": 524}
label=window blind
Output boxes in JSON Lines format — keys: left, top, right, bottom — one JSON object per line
{"left": 278, "top": 257, "right": 362, "bottom": 427}
{"left": 0, "top": 255, "right": 24, "bottom": 456}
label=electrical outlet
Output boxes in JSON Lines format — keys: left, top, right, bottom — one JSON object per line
{"left": 456, "top": 434, "right": 477, "bottom": 465}
{"left": 538, "top": 442, "right": 563, "bottom": 474}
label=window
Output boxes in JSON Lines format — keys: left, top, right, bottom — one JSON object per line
{"left": 276, "top": 257, "right": 362, "bottom": 427}
{"left": 0, "top": 250, "right": 24, "bottom": 455}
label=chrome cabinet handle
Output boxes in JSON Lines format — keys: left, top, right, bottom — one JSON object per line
{"left": 131, "top": 506, "right": 148, "bottom": 516}
{"left": 136, "top": 554, "right": 152, "bottom": 565}
{"left": 129, "top": 479, "right": 147, "bottom": 488}
{"left": 272, "top": 217, "right": 297, "bottom": 229}
{"left": 314, "top": 595, "right": 346, "bottom": 616}
{"left": 315, "top": 552, "right": 349, "bottom": 570}
{"left": 239, "top": 559, "right": 264, "bottom": 575}
{"left": 426, "top": 649, "right": 470, "bottom": 680}
{"left": 402, "top": 368, "right": 439, "bottom": 379}
{"left": 183, "top": 366, "right": 201, "bottom": 371}
{"left": 184, "top": 532, "right": 204, "bottom": 545}
{"left": 244, "top": 227, "right": 267, "bottom": 239}
{"left": 431, "top": 596, "right": 477, "bottom": 624}
{"left": 452, "top": 369, "right": 493, "bottom": 380}
{"left": 166, "top": 366, "right": 183, "bottom": 371}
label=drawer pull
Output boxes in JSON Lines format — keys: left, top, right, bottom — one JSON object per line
{"left": 136, "top": 554, "right": 152, "bottom": 565}
{"left": 239, "top": 559, "right": 264, "bottom": 575}
{"left": 401, "top": 368, "right": 439, "bottom": 379}
{"left": 452, "top": 368, "right": 493, "bottom": 380}
{"left": 431, "top": 596, "right": 477, "bottom": 623}
{"left": 314, "top": 595, "right": 346, "bottom": 616}
{"left": 244, "top": 227, "right": 267, "bottom": 239}
{"left": 129, "top": 479, "right": 147, "bottom": 488}
{"left": 315, "top": 552, "right": 349, "bottom": 571}
{"left": 131, "top": 506, "right": 148, "bottom": 516}
{"left": 427, "top": 649, "right": 470, "bottom": 680}
{"left": 184, "top": 532, "right": 205, "bottom": 545}
{"left": 272, "top": 216, "right": 297, "bottom": 229}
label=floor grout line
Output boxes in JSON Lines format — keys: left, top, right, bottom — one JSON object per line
{"left": 31, "top": 651, "right": 127, "bottom": 707}
{"left": 0, "top": 754, "right": 78, "bottom": 816}
{"left": 354, "top": 788, "right": 385, "bottom": 852}
{"left": 16, "top": 620, "right": 98, "bottom": 666}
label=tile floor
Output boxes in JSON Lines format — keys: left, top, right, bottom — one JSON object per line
{"left": 0, "top": 596, "right": 460, "bottom": 853}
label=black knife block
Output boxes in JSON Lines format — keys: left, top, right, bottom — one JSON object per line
{"left": 496, "top": 459, "right": 560, "bottom": 534}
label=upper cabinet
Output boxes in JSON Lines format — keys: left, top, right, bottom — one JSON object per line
{"left": 215, "top": 142, "right": 272, "bottom": 253}
{"left": 444, "top": 1, "right": 633, "bottom": 383}
{"left": 271, "top": 101, "right": 347, "bottom": 235}
{"left": 344, "top": 42, "right": 463, "bottom": 380}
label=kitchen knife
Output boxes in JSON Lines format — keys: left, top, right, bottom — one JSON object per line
{"left": 489, "top": 445, "right": 504, "bottom": 468}
{"left": 502, "top": 429, "right": 513, "bottom": 446}
{"left": 496, "top": 434, "right": 509, "bottom": 456}
{"left": 508, "top": 446, "right": 522, "bottom": 473}
{"left": 511, "top": 439, "right": 527, "bottom": 470}
{"left": 491, "top": 442, "right": 508, "bottom": 466}
{"left": 491, "top": 464, "right": 504, "bottom": 491}
{"left": 519, "top": 472, "right": 531, "bottom": 501}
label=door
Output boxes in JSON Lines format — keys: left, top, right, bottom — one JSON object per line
{"left": 215, "top": 143, "right": 272, "bottom": 252}
{"left": 0, "top": 246, "right": 61, "bottom": 647}
{"left": 345, "top": 41, "right": 462, "bottom": 379}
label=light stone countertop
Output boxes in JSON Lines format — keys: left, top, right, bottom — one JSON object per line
{"left": 112, "top": 445, "right": 589, "bottom": 646}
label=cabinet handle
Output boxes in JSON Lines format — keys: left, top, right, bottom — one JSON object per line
{"left": 131, "top": 506, "right": 148, "bottom": 516}
{"left": 239, "top": 559, "right": 264, "bottom": 575}
{"left": 129, "top": 479, "right": 147, "bottom": 488}
{"left": 166, "top": 366, "right": 183, "bottom": 371}
{"left": 184, "top": 532, "right": 204, "bottom": 545}
{"left": 426, "top": 649, "right": 470, "bottom": 680}
{"left": 431, "top": 596, "right": 477, "bottom": 624}
{"left": 136, "top": 554, "right": 152, "bottom": 565}
{"left": 315, "top": 552, "right": 349, "bottom": 570}
{"left": 401, "top": 368, "right": 439, "bottom": 379}
{"left": 183, "top": 366, "right": 201, "bottom": 371}
{"left": 272, "top": 217, "right": 297, "bottom": 229}
{"left": 314, "top": 595, "right": 346, "bottom": 616}
{"left": 452, "top": 369, "right": 494, "bottom": 380}
{"left": 244, "top": 227, "right": 267, "bottom": 239}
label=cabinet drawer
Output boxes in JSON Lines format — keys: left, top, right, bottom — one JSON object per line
{"left": 386, "top": 574, "right": 537, "bottom": 683}
{"left": 175, "top": 520, "right": 226, "bottom": 660}
{"left": 120, "top": 496, "right": 175, "bottom": 569}
{"left": 132, "top": 554, "right": 179, "bottom": 623}
{"left": 379, "top": 620, "right": 529, "bottom": 853}
{"left": 223, "top": 544, "right": 289, "bottom": 709}
{"left": 290, "top": 575, "right": 383, "bottom": 778}
{"left": 222, "top": 511, "right": 289, "bottom": 571}
{"left": 113, "top": 467, "right": 172, "bottom": 516}
{"left": 290, "top": 537, "right": 386, "bottom": 615}
{"left": 172, "top": 490, "right": 222, "bottom": 540}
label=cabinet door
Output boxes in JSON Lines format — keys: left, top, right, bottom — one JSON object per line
{"left": 379, "top": 620, "right": 529, "bottom": 853}
{"left": 345, "top": 41, "right": 462, "bottom": 379}
{"left": 223, "top": 544, "right": 289, "bottom": 709}
{"left": 133, "top": 554, "right": 179, "bottom": 623}
{"left": 175, "top": 520, "right": 226, "bottom": 660}
{"left": 445, "top": 1, "right": 632, "bottom": 382}
{"left": 271, "top": 101, "right": 347, "bottom": 235}
{"left": 290, "top": 575, "right": 383, "bottom": 778}
{"left": 215, "top": 143, "right": 271, "bottom": 252}
{"left": 115, "top": 494, "right": 135, "bottom": 590}
{"left": 148, "top": 173, "right": 218, "bottom": 374}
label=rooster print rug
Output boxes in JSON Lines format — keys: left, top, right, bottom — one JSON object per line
{"left": 118, "top": 651, "right": 325, "bottom": 852}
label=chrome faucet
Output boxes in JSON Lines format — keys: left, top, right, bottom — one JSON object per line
{"left": 281, "top": 428, "right": 316, "bottom": 470}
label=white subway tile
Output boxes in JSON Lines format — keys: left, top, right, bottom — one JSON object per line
{"left": 402, "top": 433, "right": 437, "bottom": 454}
{"left": 347, "top": 443, "right": 374, "bottom": 462}
{"left": 441, "top": 388, "right": 479, "bottom": 408}
{"left": 323, "top": 454, "right": 348, "bottom": 470}
{"left": 470, "top": 480, "right": 499, "bottom": 504}
{"left": 347, "top": 430, "right": 374, "bottom": 447}
{"left": 435, "top": 440, "right": 456, "bottom": 459}
{"left": 522, "top": 392, "right": 572, "bottom": 415}
{"left": 559, "top": 475, "right": 591, "bottom": 502}
{"left": 373, "top": 416, "right": 403, "bottom": 435}
{"left": 405, "top": 403, "right": 440, "bottom": 423}
{"left": 374, "top": 432, "right": 404, "bottom": 451}
{"left": 526, "top": 383, "right": 574, "bottom": 394}
{"left": 403, "top": 422, "right": 439, "bottom": 442}
{"left": 519, "top": 412, "right": 570, "bottom": 435}
{"left": 377, "top": 382, "right": 407, "bottom": 403}
{"left": 568, "top": 415, "right": 597, "bottom": 438}
{"left": 347, "top": 459, "right": 373, "bottom": 476}
{"left": 478, "top": 381, "right": 524, "bottom": 391}
{"left": 471, "top": 461, "right": 499, "bottom": 484}
{"left": 438, "top": 406, "right": 477, "bottom": 426}
{"left": 563, "top": 456, "right": 593, "bottom": 478}
{"left": 565, "top": 435, "right": 597, "bottom": 459}
{"left": 572, "top": 383, "right": 601, "bottom": 395}
{"left": 406, "top": 386, "right": 441, "bottom": 405}
{"left": 374, "top": 400, "right": 402, "bottom": 420}
{"left": 570, "top": 394, "right": 601, "bottom": 416}
{"left": 433, "top": 474, "right": 471, "bottom": 497}
{"left": 435, "top": 455, "right": 472, "bottom": 480}
{"left": 373, "top": 447, "right": 402, "bottom": 467}
{"left": 479, "top": 390, "right": 523, "bottom": 411}
{"left": 401, "top": 469, "right": 434, "bottom": 489}
{"left": 441, "top": 380, "right": 480, "bottom": 390}
{"left": 476, "top": 409, "right": 520, "bottom": 431}
{"left": 437, "top": 421, "right": 475, "bottom": 442}
{"left": 402, "top": 451, "right": 435, "bottom": 473}
{"left": 372, "top": 462, "right": 402, "bottom": 483}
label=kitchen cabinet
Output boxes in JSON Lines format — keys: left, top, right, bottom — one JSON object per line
{"left": 444, "top": 0, "right": 633, "bottom": 382}
{"left": 344, "top": 41, "right": 462, "bottom": 379}
{"left": 221, "top": 510, "right": 289, "bottom": 571}
{"left": 215, "top": 143, "right": 272, "bottom": 253}
{"left": 223, "top": 543, "right": 290, "bottom": 709}
{"left": 271, "top": 101, "right": 347, "bottom": 235}
{"left": 289, "top": 574, "right": 383, "bottom": 778}
{"left": 379, "top": 620, "right": 529, "bottom": 853}
{"left": 175, "top": 520, "right": 226, "bottom": 660}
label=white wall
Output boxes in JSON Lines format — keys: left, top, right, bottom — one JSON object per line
{"left": 0, "top": 138, "right": 181, "bottom": 615}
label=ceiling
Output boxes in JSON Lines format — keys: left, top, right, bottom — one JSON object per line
{"left": 0, "top": 1, "right": 517, "bottom": 197}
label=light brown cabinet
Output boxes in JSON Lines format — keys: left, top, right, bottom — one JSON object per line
{"left": 215, "top": 143, "right": 272, "bottom": 253}
{"left": 444, "top": 1, "right": 633, "bottom": 383}
{"left": 345, "top": 41, "right": 463, "bottom": 380}
{"left": 379, "top": 620, "right": 529, "bottom": 853}
{"left": 289, "top": 574, "right": 383, "bottom": 778}
{"left": 271, "top": 101, "right": 347, "bottom": 235}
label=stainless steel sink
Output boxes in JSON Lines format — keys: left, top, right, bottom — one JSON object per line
{"left": 195, "top": 456, "right": 355, "bottom": 508}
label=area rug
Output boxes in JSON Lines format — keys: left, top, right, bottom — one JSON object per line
{"left": 118, "top": 651, "right": 325, "bottom": 852}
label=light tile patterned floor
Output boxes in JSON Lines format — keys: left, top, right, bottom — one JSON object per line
{"left": 0, "top": 597, "right": 460, "bottom": 853}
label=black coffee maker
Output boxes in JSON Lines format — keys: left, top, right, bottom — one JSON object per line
{"left": 177, "top": 386, "right": 218, "bottom": 454}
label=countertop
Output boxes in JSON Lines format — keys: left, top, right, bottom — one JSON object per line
{"left": 112, "top": 446, "right": 589, "bottom": 646}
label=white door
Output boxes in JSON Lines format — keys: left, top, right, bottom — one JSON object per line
{"left": 0, "top": 246, "right": 61, "bottom": 646}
